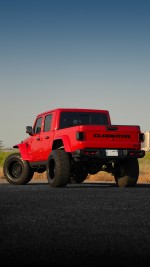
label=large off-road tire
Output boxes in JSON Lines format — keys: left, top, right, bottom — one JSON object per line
{"left": 47, "top": 150, "right": 70, "bottom": 187}
{"left": 70, "top": 167, "right": 88, "bottom": 184}
{"left": 3, "top": 153, "right": 34, "bottom": 185}
{"left": 114, "top": 158, "right": 139, "bottom": 187}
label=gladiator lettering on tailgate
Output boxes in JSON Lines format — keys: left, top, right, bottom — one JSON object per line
{"left": 93, "top": 134, "right": 130, "bottom": 138}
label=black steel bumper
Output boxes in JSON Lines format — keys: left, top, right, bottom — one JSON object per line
{"left": 72, "top": 148, "right": 145, "bottom": 159}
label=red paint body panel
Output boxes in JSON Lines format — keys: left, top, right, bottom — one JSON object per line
{"left": 14, "top": 108, "right": 144, "bottom": 162}
{"left": 14, "top": 143, "right": 29, "bottom": 160}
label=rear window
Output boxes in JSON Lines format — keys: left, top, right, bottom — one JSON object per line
{"left": 59, "top": 112, "right": 109, "bottom": 129}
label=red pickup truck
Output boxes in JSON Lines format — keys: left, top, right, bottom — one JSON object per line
{"left": 3, "top": 108, "right": 145, "bottom": 187}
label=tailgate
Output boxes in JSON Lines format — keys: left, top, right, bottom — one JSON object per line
{"left": 82, "top": 125, "right": 142, "bottom": 149}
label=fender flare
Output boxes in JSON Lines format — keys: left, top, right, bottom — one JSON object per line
{"left": 13, "top": 143, "right": 29, "bottom": 161}
{"left": 53, "top": 135, "right": 72, "bottom": 152}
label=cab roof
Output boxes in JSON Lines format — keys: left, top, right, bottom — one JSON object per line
{"left": 37, "top": 108, "right": 109, "bottom": 117}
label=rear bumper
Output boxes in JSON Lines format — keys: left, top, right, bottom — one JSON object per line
{"left": 72, "top": 148, "right": 145, "bottom": 159}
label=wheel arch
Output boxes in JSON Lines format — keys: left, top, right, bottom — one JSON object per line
{"left": 52, "top": 136, "right": 71, "bottom": 152}
{"left": 13, "top": 143, "right": 29, "bottom": 160}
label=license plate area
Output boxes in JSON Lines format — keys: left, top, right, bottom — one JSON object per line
{"left": 106, "top": 149, "right": 118, "bottom": 156}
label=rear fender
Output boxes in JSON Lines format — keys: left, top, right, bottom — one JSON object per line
{"left": 13, "top": 143, "right": 29, "bottom": 160}
{"left": 61, "top": 135, "right": 72, "bottom": 152}
{"left": 53, "top": 136, "right": 71, "bottom": 152}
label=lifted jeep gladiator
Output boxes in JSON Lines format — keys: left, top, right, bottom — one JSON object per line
{"left": 3, "top": 108, "right": 145, "bottom": 187}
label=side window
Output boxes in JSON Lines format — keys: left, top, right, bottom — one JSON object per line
{"left": 33, "top": 117, "right": 42, "bottom": 134}
{"left": 43, "top": 114, "right": 52, "bottom": 132}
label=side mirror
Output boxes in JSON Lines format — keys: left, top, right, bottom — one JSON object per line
{"left": 26, "top": 126, "right": 33, "bottom": 135}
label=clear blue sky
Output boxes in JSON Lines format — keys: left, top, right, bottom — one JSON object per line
{"left": 0, "top": 0, "right": 150, "bottom": 148}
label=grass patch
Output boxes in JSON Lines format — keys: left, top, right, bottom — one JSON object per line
{"left": 139, "top": 151, "right": 150, "bottom": 175}
{"left": 0, "top": 151, "right": 14, "bottom": 166}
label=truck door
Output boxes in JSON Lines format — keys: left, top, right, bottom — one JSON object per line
{"left": 27, "top": 117, "right": 43, "bottom": 161}
{"left": 40, "top": 113, "right": 54, "bottom": 160}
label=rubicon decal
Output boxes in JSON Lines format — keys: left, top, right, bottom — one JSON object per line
{"left": 93, "top": 134, "right": 130, "bottom": 138}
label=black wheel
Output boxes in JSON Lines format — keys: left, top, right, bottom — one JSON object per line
{"left": 3, "top": 153, "right": 34, "bottom": 185}
{"left": 47, "top": 150, "right": 70, "bottom": 187}
{"left": 114, "top": 158, "right": 139, "bottom": 187}
{"left": 70, "top": 166, "right": 88, "bottom": 184}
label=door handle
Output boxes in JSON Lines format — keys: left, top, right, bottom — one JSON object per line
{"left": 45, "top": 136, "right": 49, "bottom": 139}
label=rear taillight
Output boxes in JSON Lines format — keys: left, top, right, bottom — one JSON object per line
{"left": 76, "top": 132, "right": 86, "bottom": 141}
{"left": 139, "top": 133, "right": 145, "bottom": 142}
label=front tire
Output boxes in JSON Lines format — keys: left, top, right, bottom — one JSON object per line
{"left": 114, "top": 158, "right": 139, "bottom": 187}
{"left": 47, "top": 150, "right": 70, "bottom": 187}
{"left": 3, "top": 153, "right": 34, "bottom": 185}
